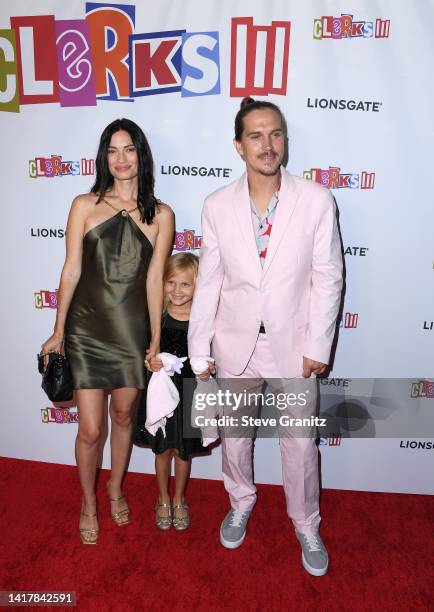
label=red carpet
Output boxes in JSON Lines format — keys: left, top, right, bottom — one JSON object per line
{"left": 0, "top": 457, "right": 433, "bottom": 611}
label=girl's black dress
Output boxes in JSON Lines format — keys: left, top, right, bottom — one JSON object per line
{"left": 134, "top": 312, "right": 206, "bottom": 460}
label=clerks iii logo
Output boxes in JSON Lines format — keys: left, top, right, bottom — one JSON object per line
{"left": 410, "top": 380, "right": 434, "bottom": 399}
{"left": 313, "top": 14, "right": 391, "bottom": 39}
{"left": 319, "top": 434, "right": 342, "bottom": 447}
{"left": 29, "top": 156, "right": 94, "bottom": 178}
{"left": 307, "top": 98, "right": 382, "bottom": 112}
{"left": 1, "top": 6, "right": 291, "bottom": 112}
{"left": 337, "top": 313, "right": 358, "bottom": 329}
{"left": 41, "top": 407, "right": 78, "bottom": 424}
{"left": 304, "top": 167, "right": 375, "bottom": 190}
{"left": 174, "top": 230, "right": 202, "bottom": 252}
{"left": 34, "top": 290, "right": 57, "bottom": 309}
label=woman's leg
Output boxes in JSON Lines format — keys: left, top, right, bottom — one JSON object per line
{"left": 75, "top": 389, "right": 105, "bottom": 536}
{"left": 173, "top": 450, "right": 191, "bottom": 520}
{"left": 155, "top": 449, "right": 173, "bottom": 520}
{"left": 107, "top": 387, "right": 139, "bottom": 519}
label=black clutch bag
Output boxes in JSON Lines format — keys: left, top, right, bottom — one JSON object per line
{"left": 37, "top": 352, "right": 73, "bottom": 402}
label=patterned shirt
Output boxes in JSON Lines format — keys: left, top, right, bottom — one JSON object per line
{"left": 250, "top": 192, "right": 279, "bottom": 266}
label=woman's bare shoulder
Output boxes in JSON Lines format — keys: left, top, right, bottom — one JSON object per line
{"left": 71, "top": 192, "right": 99, "bottom": 207}
{"left": 155, "top": 200, "right": 174, "bottom": 221}
{"left": 69, "top": 192, "right": 99, "bottom": 216}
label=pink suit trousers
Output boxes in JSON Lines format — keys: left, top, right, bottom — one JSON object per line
{"left": 218, "top": 333, "right": 320, "bottom": 535}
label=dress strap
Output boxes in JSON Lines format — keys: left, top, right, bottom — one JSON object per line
{"left": 102, "top": 198, "right": 138, "bottom": 216}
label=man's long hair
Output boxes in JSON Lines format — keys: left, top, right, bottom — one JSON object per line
{"left": 91, "top": 118, "right": 157, "bottom": 224}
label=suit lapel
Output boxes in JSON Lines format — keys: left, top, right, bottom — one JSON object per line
{"left": 261, "top": 169, "right": 299, "bottom": 277}
{"left": 233, "top": 173, "right": 263, "bottom": 278}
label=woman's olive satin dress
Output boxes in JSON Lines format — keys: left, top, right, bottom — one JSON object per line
{"left": 65, "top": 211, "right": 153, "bottom": 390}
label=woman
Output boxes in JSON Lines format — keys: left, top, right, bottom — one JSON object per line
{"left": 41, "top": 118, "right": 174, "bottom": 544}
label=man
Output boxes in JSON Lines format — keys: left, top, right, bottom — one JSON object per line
{"left": 188, "top": 97, "right": 343, "bottom": 576}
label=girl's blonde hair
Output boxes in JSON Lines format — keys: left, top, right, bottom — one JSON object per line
{"left": 163, "top": 253, "right": 199, "bottom": 309}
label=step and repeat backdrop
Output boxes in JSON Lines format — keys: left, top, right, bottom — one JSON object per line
{"left": 1, "top": 1, "right": 433, "bottom": 494}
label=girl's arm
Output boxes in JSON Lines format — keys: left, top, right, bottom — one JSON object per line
{"left": 145, "top": 203, "right": 175, "bottom": 361}
{"left": 41, "top": 195, "right": 89, "bottom": 357}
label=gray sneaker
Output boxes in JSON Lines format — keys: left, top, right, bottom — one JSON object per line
{"left": 220, "top": 509, "right": 251, "bottom": 549}
{"left": 296, "top": 531, "right": 329, "bottom": 576}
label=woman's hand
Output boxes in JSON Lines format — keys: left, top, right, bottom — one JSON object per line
{"left": 145, "top": 344, "right": 161, "bottom": 372}
{"left": 146, "top": 355, "right": 164, "bottom": 372}
{"left": 40, "top": 332, "right": 64, "bottom": 366}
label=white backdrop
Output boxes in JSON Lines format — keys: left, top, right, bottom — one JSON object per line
{"left": 1, "top": 0, "right": 433, "bottom": 494}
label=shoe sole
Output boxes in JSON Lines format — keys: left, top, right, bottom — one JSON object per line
{"left": 301, "top": 553, "right": 328, "bottom": 577}
{"left": 220, "top": 528, "right": 246, "bottom": 549}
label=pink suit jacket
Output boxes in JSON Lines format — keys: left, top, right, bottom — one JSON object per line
{"left": 188, "top": 168, "right": 343, "bottom": 377}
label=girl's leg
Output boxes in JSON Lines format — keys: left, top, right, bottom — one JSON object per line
{"left": 173, "top": 450, "right": 191, "bottom": 521}
{"left": 155, "top": 449, "right": 173, "bottom": 522}
{"left": 107, "top": 387, "right": 139, "bottom": 521}
{"left": 75, "top": 389, "right": 105, "bottom": 537}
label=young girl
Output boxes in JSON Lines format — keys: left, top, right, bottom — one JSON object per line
{"left": 135, "top": 252, "right": 206, "bottom": 530}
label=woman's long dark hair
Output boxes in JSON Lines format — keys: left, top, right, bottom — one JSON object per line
{"left": 91, "top": 118, "right": 157, "bottom": 224}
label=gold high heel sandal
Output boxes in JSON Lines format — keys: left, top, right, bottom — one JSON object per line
{"left": 172, "top": 502, "right": 190, "bottom": 531}
{"left": 79, "top": 507, "right": 99, "bottom": 545}
{"left": 107, "top": 483, "right": 131, "bottom": 526}
{"left": 155, "top": 500, "right": 172, "bottom": 530}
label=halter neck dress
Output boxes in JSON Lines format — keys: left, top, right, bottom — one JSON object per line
{"left": 65, "top": 210, "right": 153, "bottom": 389}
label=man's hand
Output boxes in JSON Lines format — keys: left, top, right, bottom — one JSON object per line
{"left": 302, "top": 356, "right": 327, "bottom": 378}
{"left": 196, "top": 362, "right": 216, "bottom": 382}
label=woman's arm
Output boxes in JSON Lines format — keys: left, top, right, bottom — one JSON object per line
{"left": 145, "top": 203, "right": 175, "bottom": 361}
{"left": 41, "top": 195, "right": 89, "bottom": 356}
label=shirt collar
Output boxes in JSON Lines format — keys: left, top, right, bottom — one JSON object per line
{"left": 250, "top": 191, "right": 279, "bottom": 220}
